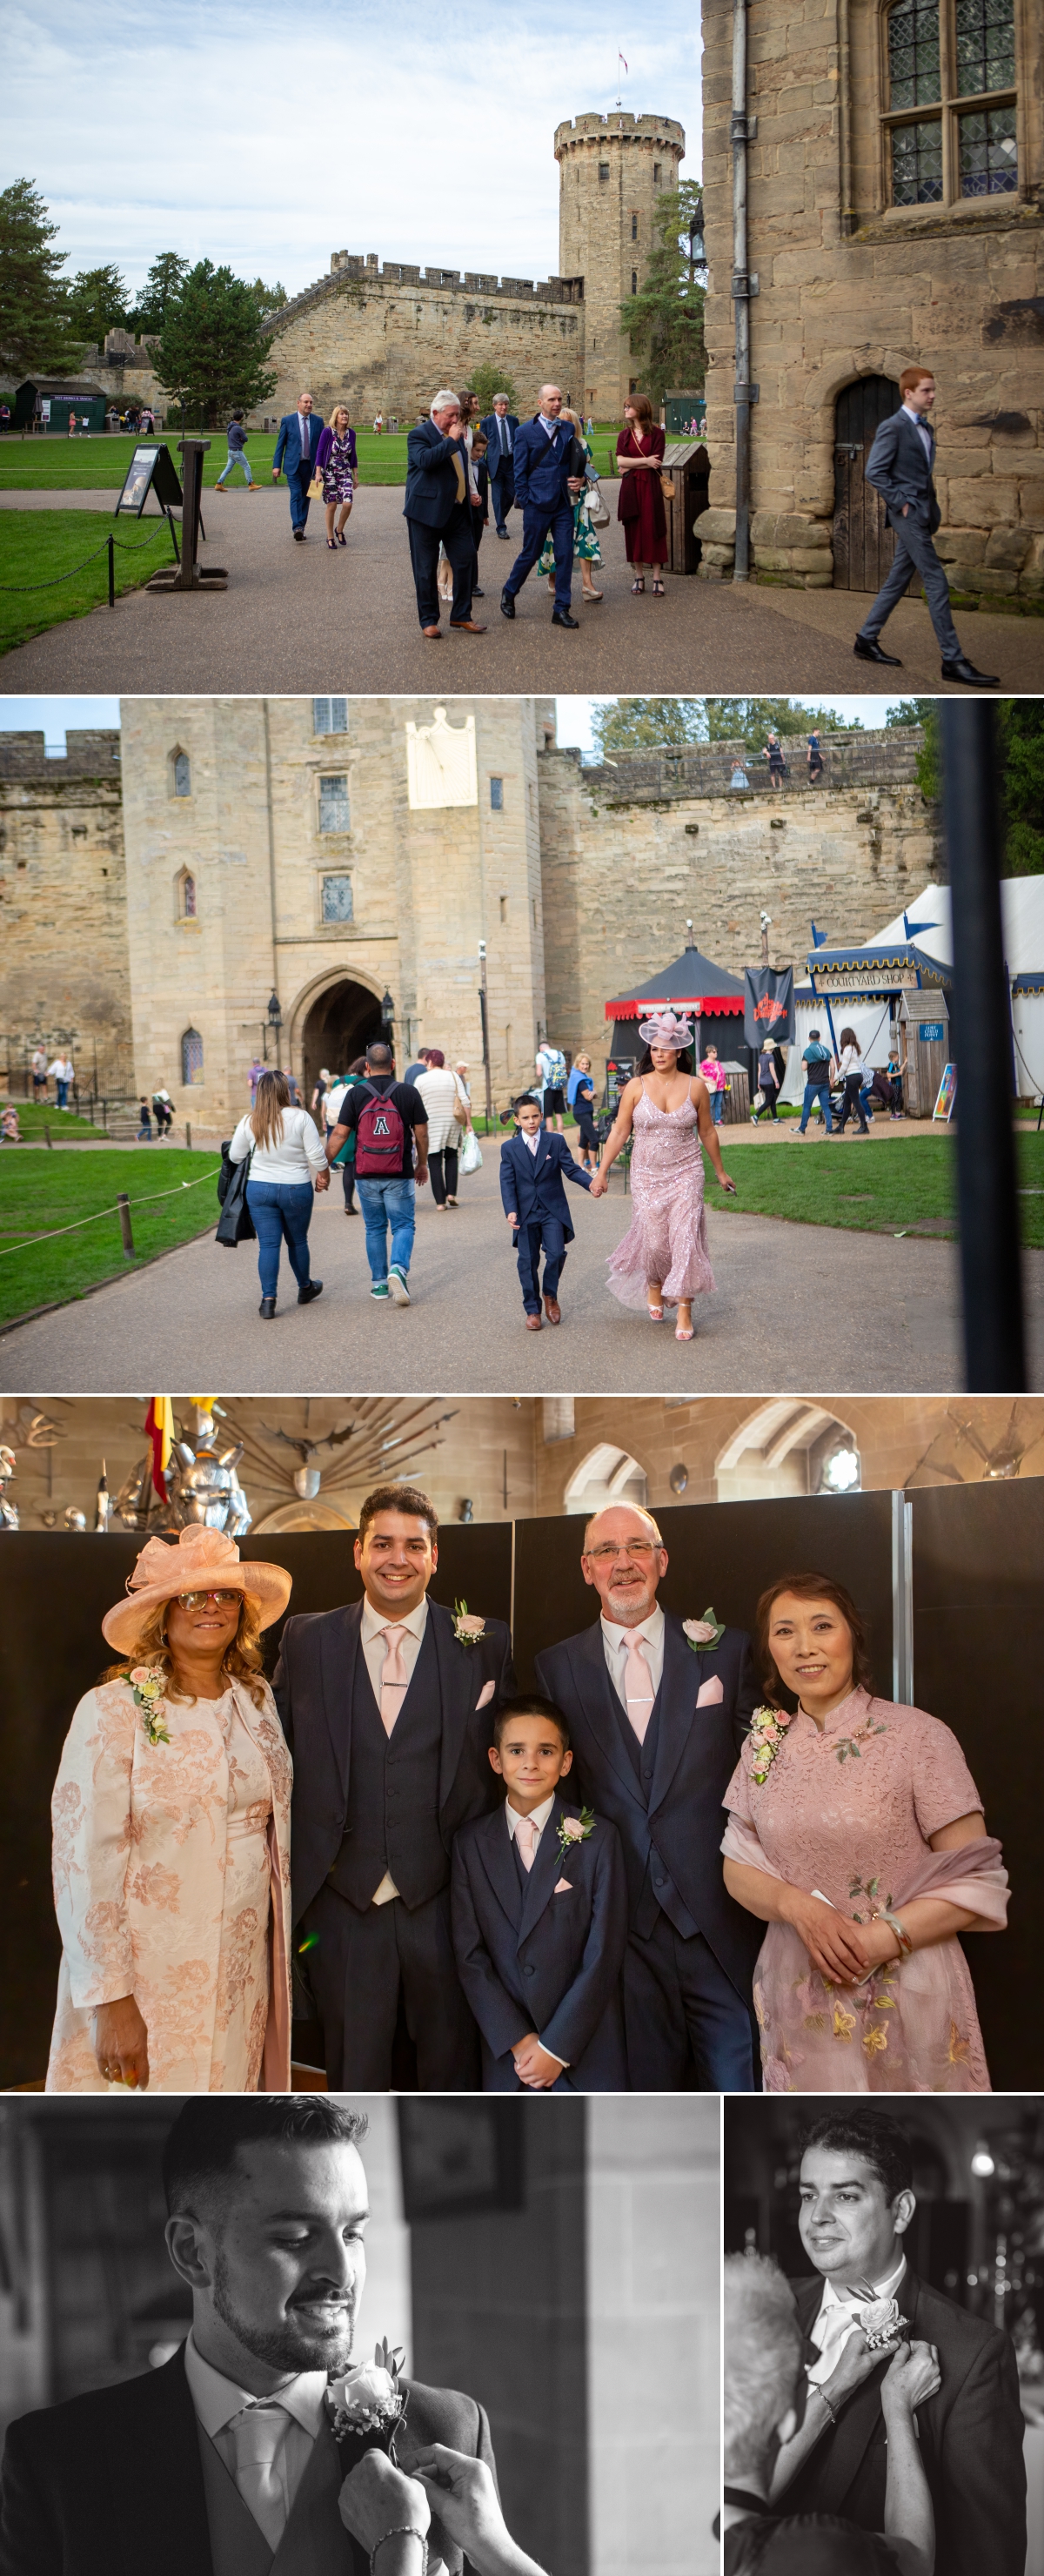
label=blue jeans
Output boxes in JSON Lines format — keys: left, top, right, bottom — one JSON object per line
{"left": 710, "top": 1093, "right": 724, "bottom": 1124}
{"left": 55, "top": 1080, "right": 70, "bottom": 1109}
{"left": 216, "top": 450, "right": 252, "bottom": 485}
{"left": 245, "top": 1179, "right": 314, "bottom": 1298}
{"left": 356, "top": 1176, "right": 415, "bottom": 1282}
{"left": 799, "top": 1081, "right": 833, "bottom": 1133}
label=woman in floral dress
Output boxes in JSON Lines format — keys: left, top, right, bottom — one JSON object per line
{"left": 720, "top": 1571, "right": 1008, "bottom": 2093}
{"left": 46, "top": 1525, "right": 294, "bottom": 2094}
{"left": 539, "top": 409, "right": 604, "bottom": 603}
{"left": 316, "top": 404, "right": 358, "bottom": 550}
{"left": 589, "top": 1007, "right": 737, "bottom": 1338}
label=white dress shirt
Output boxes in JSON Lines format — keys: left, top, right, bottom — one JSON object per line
{"left": 600, "top": 1604, "right": 666, "bottom": 1712}
{"left": 505, "top": 1789, "right": 555, "bottom": 1855}
{"left": 900, "top": 401, "right": 933, "bottom": 463}
{"left": 361, "top": 1593, "right": 429, "bottom": 1904}
{"left": 184, "top": 2331, "right": 327, "bottom": 2542}
{"left": 807, "top": 2251, "right": 908, "bottom": 2385}
{"left": 539, "top": 413, "right": 559, "bottom": 438}
{"left": 522, "top": 1129, "right": 541, "bottom": 1156}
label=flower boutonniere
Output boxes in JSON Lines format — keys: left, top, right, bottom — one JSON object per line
{"left": 327, "top": 2339, "right": 407, "bottom": 2456}
{"left": 130, "top": 1666, "right": 171, "bottom": 1748}
{"left": 556, "top": 1807, "right": 595, "bottom": 1863}
{"left": 853, "top": 2289, "right": 906, "bottom": 2353}
{"left": 747, "top": 1704, "right": 793, "bottom": 1787}
{"left": 683, "top": 1607, "right": 726, "bottom": 1652}
{"left": 452, "top": 1598, "right": 485, "bottom": 1646}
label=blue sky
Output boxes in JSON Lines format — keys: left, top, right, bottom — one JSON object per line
{"left": 0, "top": 697, "right": 907, "bottom": 752}
{"left": 3, "top": 6, "right": 702, "bottom": 300}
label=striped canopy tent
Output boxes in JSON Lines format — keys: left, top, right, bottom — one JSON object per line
{"left": 605, "top": 939, "right": 747, "bottom": 1065}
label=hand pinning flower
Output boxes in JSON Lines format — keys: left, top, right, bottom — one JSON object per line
{"left": 130, "top": 1667, "right": 170, "bottom": 1747}
{"left": 556, "top": 1808, "right": 595, "bottom": 1863}
{"left": 452, "top": 1600, "right": 485, "bottom": 1645}
{"left": 747, "top": 1704, "right": 793, "bottom": 1787}
{"left": 683, "top": 1607, "right": 726, "bottom": 1649}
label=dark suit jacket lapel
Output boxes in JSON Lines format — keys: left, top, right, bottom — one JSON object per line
{"left": 321, "top": 1602, "right": 361, "bottom": 1806}
{"left": 791, "top": 2272, "right": 891, "bottom": 2515}
{"left": 122, "top": 2346, "right": 215, "bottom": 2576}
{"left": 478, "top": 1801, "right": 523, "bottom": 1929}
{"left": 570, "top": 1623, "right": 646, "bottom": 1805}
{"left": 648, "top": 1615, "right": 701, "bottom": 1815}
{"left": 517, "top": 1791, "right": 568, "bottom": 1944}
{"left": 432, "top": 1600, "right": 474, "bottom": 1811}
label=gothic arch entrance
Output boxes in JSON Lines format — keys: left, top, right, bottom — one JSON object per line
{"left": 833, "top": 374, "right": 900, "bottom": 593}
{"left": 300, "top": 978, "right": 384, "bottom": 1101}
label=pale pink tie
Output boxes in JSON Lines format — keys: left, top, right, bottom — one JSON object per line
{"left": 623, "top": 1634, "right": 654, "bottom": 1742}
{"left": 224, "top": 2403, "right": 291, "bottom": 2549}
{"left": 379, "top": 1624, "right": 409, "bottom": 1736}
{"left": 514, "top": 1815, "right": 538, "bottom": 1872}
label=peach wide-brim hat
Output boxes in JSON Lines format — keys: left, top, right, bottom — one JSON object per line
{"left": 101, "top": 1525, "right": 292, "bottom": 1654}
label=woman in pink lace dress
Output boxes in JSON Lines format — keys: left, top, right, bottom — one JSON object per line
{"left": 719, "top": 1573, "right": 1008, "bottom": 2094}
{"left": 590, "top": 1008, "right": 737, "bottom": 1339}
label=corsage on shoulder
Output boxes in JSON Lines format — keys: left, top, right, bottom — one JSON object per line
{"left": 747, "top": 1704, "right": 793, "bottom": 1786}
{"left": 130, "top": 1666, "right": 171, "bottom": 1748}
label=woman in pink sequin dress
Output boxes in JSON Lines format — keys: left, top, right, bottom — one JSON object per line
{"left": 720, "top": 1573, "right": 1008, "bottom": 2095}
{"left": 590, "top": 1008, "right": 737, "bottom": 1338}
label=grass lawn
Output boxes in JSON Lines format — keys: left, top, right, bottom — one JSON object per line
{"left": 707, "top": 1130, "right": 1044, "bottom": 1248}
{"left": 0, "top": 510, "right": 178, "bottom": 653}
{"left": 0, "top": 423, "right": 623, "bottom": 492}
{"left": 0, "top": 1148, "right": 222, "bottom": 1328}
{"left": 4, "top": 1102, "right": 110, "bottom": 1142}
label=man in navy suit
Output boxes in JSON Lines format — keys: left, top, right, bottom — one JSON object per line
{"left": 271, "top": 392, "right": 319, "bottom": 539}
{"left": 499, "top": 1091, "right": 592, "bottom": 1329}
{"left": 858, "top": 366, "right": 997, "bottom": 686}
{"left": 452, "top": 1693, "right": 628, "bottom": 2090}
{"left": 500, "top": 383, "right": 585, "bottom": 627}
{"left": 481, "top": 393, "right": 519, "bottom": 536}
{"left": 274, "top": 1480, "right": 514, "bottom": 2089}
{"left": 403, "top": 390, "right": 485, "bottom": 638}
{"left": 535, "top": 1504, "right": 762, "bottom": 2090}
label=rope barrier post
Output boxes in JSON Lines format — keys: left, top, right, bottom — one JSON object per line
{"left": 185, "top": 1120, "right": 192, "bottom": 1152}
{"left": 108, "top": 533, "right": 115, "bottom": 607}
{"left": 117, "top": 1193, "right": 136, "bottom": 1258}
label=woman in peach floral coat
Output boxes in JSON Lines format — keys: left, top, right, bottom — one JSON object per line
{"left": 46, "top": 1525, "right": 294, "bottom": 2094}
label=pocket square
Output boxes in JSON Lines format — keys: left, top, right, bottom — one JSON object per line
{"left": 475, "top": 1679, "right": 495, "bottom": 1709}
{"left": 553, "top": 1879, "right": 573, "bottom": 1895}
{"left": 696, "top": 1675, "right": 724, "bottom": 1706}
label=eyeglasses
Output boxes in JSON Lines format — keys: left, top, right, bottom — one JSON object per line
{"left": 176, "top": 1588, "right": 240, "bottom": 1609}
{"left": 585, "top": 1540, "right": 659, "bottom": 1565}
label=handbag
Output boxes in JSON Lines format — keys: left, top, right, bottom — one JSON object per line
{"left": 459, "top": 1129, "right": 483, "bottom": 1177}
{"left": 587, "top": 483, "right": 610, "bottom": 528}
{"left": 306, "top": 474, "right": 323, "bottom": 498}
{"left": 215, "top": 1144, "right": 256, "bottom": 1245}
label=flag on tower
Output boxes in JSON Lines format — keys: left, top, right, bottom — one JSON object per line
{"left": 144, "top": 1398, "right": 174, "bottom": 1497}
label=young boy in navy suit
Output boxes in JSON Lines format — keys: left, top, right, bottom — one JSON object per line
{"left": 499, "top": 1091, "right": 593, "bottom": 1331}
{"left": 451, "top": 1694, "right": 628, "bottom": 2091}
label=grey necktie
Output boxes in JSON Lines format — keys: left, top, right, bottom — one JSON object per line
{"left": 300, "top": 415, "right": 309, "bottom": 460}
{"left": 502, "top": 419, "right": 510, "bottom": 455}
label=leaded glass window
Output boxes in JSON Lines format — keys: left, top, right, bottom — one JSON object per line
{"left": 181, "top": 1028, "right": 204, "bottom": 1084}
{"left": 955, "top": 0, "right": 1015, "bottom": 95}
{"left": 172, "top": 751, "right": 191, "bottom": 796}
{"left": 888, "top": 0, "right": 940, "bottom": 106}
{"left": 321, "top": 873, "right": 354, "bottom": 922}
{"left": 959, "top": 102, "right": 1018, "bottom": 190}
{"left": 313, "top": 696, "right": 348, "bottom": 735}
{"left": 318, "top": 774, "right": 351, "bottom": 832}
{"left": 892, "top": 117, "right": 945, "bottom": 201}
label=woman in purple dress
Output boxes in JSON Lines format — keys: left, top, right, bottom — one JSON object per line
{"left": 589, "top": 1008, "right": 737, "bottom": 1338}
{"left": 315, "top": 405, "right": 358, "bottom": 550}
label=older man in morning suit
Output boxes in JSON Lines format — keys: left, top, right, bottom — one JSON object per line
{"left": 403, "top": 391, "right": 486, "bottom": 639}
{"left": 856, "top": 365, "right": 997, "bottom": 688}
{"left": 275, "top": 1481, "right": 514, "bottom": 2090}
{"left": 535, "top": 1501, "right": 762, "bottom": 2090}
{"left": 481, "top": 393, "right": 519, "bottom": 536}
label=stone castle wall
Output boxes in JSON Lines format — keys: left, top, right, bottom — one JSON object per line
{"left": 262, "top": 265, "right": 586, "bottom": 426}
{"left": 537, "top": 728, "right": 943, "bottom": 1067}
{"left": 0, "top": 733, "right": 133, "bottom": 1090}
{"left": 699, "top": 0, "right": 1044, "bottom": 602}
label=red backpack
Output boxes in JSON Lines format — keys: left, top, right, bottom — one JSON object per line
{"left": 354, "top": 1082, "right": 405, "bottom": 1176}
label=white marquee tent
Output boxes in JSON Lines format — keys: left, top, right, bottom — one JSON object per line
{"left": 780, "top": 877, "right": 1044, "bottom": 1105}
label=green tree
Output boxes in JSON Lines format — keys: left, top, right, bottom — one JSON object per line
{"left": 999, "top": 701, "right": 1044, "bottom": 876}
{"left": 619, "top": 181, "right": 705, "bottom": 413}
{"left": 153, "top": 260, "right": 278, "bottom": 428}
{"left": 67, "top": 263, "right": 129, "bottom": 347}
{"left": 470, "top": 361, "right": 519, "bottom": 418}
{"left": 251, "top": 278, "right": 287, "bottom": 313}
{"left": 127, "top": 252, "right": 189, "bottom": 334}
{"left": 0, "top": 177, "right": 74, "bottom": 374}
{"left": 592, "top": 697, "right": 854, "bottom": 756}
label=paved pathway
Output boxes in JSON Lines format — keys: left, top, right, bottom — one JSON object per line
{"left": 2, "top": 485, "right": 1039, "bottom": 693}
{"left": 3, "top": 1148, "right": 1040, "bottom": 1393}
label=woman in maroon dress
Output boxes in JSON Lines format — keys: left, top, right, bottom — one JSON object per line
{"left": 615, "top": 393, "right": 668, "bottom": 595}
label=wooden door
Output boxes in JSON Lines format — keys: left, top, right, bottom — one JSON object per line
{"left": 833, "top": 375, "right": 899, "bottom": 591}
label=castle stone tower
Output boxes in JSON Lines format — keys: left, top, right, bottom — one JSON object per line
{"left": 555, "top": 112, "right": 685, "bottom": 418}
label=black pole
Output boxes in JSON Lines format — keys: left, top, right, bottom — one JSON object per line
{"left": 107, "top": 533, "right": 115, "bottom": 607}
{"left": 940, "top": 701, "right": 1027, "bottom": 1391}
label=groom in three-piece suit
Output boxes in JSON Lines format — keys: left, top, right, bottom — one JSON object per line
{"left": 782, "top": 2107, "right": 1026, "bottom": 2576}
{"left": 480, "top": 396, "right": 519, "bottom": 535}
{"left": 535, "top": 1503, "right": 761, "bottom": 2090}
{"left": 0, "top": 2096, "right": 495, "bottom": 2576}
{"left": 856, "top": 366, "right": 997, "bottom": 688}
{"left": 275, "top": 1482, "right": 514, "bottom": 2089}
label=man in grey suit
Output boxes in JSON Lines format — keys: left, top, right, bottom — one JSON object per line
{"left": 855, "top": 366, "right": 997, "bottom": 687}
{"left": 481, "top": 394, "right": 519, "bottom": 537}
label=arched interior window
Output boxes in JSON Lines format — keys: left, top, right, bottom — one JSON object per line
{"left": 716, "top": 1402, "right": 861, "bottom": 1502}
{"left": 172, "top": 750, "right": 191, "bottom": 797}
{"left": 181, "top": 1027, "right": 204, "bottom": 1085}
{"left": 563, "top": 1443, "right": 649, "bottom": 1518}
{"left": 883, "top": 0, "right": 1018, "bottom": 205}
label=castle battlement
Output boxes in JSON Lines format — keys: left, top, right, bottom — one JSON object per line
{"left": 554, "top": 113, "right": 685, "bottom": 152}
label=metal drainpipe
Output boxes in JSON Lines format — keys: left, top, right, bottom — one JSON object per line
{"left": 732, "top": 0, "right": 757, "bottom": 579}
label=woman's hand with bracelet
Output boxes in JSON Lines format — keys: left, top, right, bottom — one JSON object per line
{"left": 412, "top": 2445, "right": 549, "bottom": 2576}
{"left": 338, "top": 2450, "right": 431, "bottom": 2570}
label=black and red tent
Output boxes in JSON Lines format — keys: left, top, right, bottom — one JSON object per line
{"left": 605, "top": 937, "right": 746, "bottom": 1064}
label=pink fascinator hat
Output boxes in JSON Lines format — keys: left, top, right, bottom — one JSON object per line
{"left": 638, "top": 1009, "right": 693, "bottom": 1052}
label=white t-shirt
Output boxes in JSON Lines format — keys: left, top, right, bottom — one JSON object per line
{"left": 229, "top": 1105, "right": 326, "bottom": 1184}
{"left": 837, "top": 1044, "right": 865, "bottom": 1080}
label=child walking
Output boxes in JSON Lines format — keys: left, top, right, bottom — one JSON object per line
{"left": 499, "top": 1092, "right": 593, "bottom": 1330}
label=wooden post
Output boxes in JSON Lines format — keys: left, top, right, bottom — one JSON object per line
{"left": 107, "top": 533, "right": 115, "bottom": 607}
{"left": 117, "top": 1193, "right": 135, "bottom": 1258}
{"left": 185, "top": 1121, "right": 192, "bottom": 1152}
{"left": 44, "top": 1122, "right": 53, "bottom": 1149}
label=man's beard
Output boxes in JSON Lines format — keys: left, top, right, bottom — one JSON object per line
{"left": 211, "top": 2248, "right": 357, "bottom": 2375}
{"left": 605, "top": 1580, "right": 657, "bottom": 1627}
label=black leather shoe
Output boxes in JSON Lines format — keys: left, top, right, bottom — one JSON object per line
{"left": 298, "top": 1279, "right": 324, "bottom": 1303}
{"left": 941, "top": 656, "right": 1000, "bottom": 686}
{"left": 853, "top": 634, "right": 902, "bottom": 665}
{"left": 552, "top": 609, "right": 579, "bottom": 628}
{"left": 472, "top": 587, "right": 485, "bottom": 598}
{"left": 500, "top": 590, "right": 515, "bottom": 617}
{"left": 292, "top": 529, "right": 305, "bottom": 542}
{"left": 259, "top": 1296, "right": 277, "bottom": 1318}
{"left": 497, "top": 528, "right": 510, "bottom": 539}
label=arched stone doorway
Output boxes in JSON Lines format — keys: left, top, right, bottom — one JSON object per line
{"left": 300, "top": 978, "right": 384, "bottom": 1101}
{"left": 833, "top": 375, "right": 900, "bottom": 592}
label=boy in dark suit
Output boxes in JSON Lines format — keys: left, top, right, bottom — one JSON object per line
{"left": 469, "top": 429, "right": 490, "bottom": 596}
{"left": 499, "top": 1091, "right": 592, "bottom": 1330}
{"left": 452, "top": 1693, "right": 627, "bottom": 2091}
